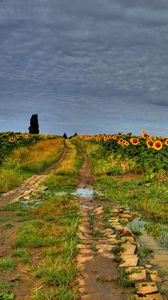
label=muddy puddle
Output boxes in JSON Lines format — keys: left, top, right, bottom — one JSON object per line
{"left": 21, "top": 200, "right": 41, "bottom": 209}
{"left": 72, "top": 187, "right": 94, "bottom": 199}
{"left": 54, "top": 187, "right": 101, "bottom": 200}
{"left": 128, "top": 218, "right": 168, "bottom": 294}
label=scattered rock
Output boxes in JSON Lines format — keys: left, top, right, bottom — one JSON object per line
{"left": 112, "top": 208, "right": 120, "bottom": 213}
{"left": 135, "top": 282, "right": 158, "bottom": 295}
{"left": 143, "top": 293, "right": 164, "bottom": 300}
{"left": 148, "top": 271, "right": 162, "bottom": 283}
{"left": 128, "top": 267, "right": 146, "bottom": 282}
{"left": 120, "top": 226, "right": 133, "bottom": 236}
{"left": 122, "top": 242, "right": 136, "bottom": 255}
{"left": 94, "top": 206, "right": 103, "bottom": 215}
{"left": 120, "top": 254, "right": 139, "bottom": 267}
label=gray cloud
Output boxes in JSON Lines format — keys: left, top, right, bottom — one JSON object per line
{"left": 0, "top": 0, "right": 168, "bottom": 135}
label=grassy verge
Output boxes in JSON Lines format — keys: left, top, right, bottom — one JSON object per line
{"left": 53, "top": 139, "right": 83, "bottom": 176}
{"left": 0, "top": 194, "right": 80, "bottom": 299}
{"left": 0, "top": 138, "right": 83, "bottom": 299}
{"left": 0, "top": 138, "right": 65, "bottom": 193}
{"left": 94, "top": 176, "right": 168, "bottom": 224}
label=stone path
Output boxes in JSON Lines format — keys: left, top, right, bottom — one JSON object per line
{"left": 76, "top": 153, "right": 167, "bottom": 300}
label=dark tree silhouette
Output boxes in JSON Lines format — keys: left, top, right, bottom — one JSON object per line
{"left": 29, "top": 114, "right": 39, "bottom": 134}
{"left": 69, "top": 132, "right": 78, "bottom": 139}
{"left": 63, "top": 133, "right": 68, "bottom": 139}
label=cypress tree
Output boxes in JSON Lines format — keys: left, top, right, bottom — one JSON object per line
{"left": 63, "top": 133, "right": 68, "bottom": 139}
{"left": 29, "top": 114, "right": 39, "bottom": 134}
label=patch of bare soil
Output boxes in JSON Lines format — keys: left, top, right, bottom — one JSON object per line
{"left": 111, "top": 173, "right": 141, "bottom": 182}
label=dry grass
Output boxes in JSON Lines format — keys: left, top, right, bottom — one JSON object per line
{"left": 54, "top": 140, "right": 78, "bottom": 176}
{"left": 5, "top": 138, "right": 64, "bottom": 172}
{"left": 0, "top": 138, "right": 65, "bottom": 193}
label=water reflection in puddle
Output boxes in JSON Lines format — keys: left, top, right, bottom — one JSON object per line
{"left": 128, "top": 218, "right": 168, "bottom": 292}
{"left": 72, "top": 187, "right": 93, "bottom": 199}
{"left": 21, "top": 200, "right": 41, "bottom": 209}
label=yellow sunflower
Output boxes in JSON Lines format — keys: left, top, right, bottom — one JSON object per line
{"left": 24, "top": 134, "right": 30, "bottom": 139}
{"left": 153, "top": 140, "right": 163, "bottom": 151}
{"left": 164, "top": 139, "right": 168, "bottom": 146}
{"left": 130, "top": 137, "right": 140, "bottom": 145}
{"left": 112, "top": 135, "right": 117, "bottom": 140}
{"left": 141, "top": 130, "right": 149, "bottom": 138}
{"left": 9, "top": 137, "right": 16, "bottom": 143}
{"left": 122, "top": 140, "right": 129, "bottom": 147}
{"left": 118, "top": 139, "right": 124, "bottom": 145}
{"left": 146, "top": 139, "right": 154, "bottom": 148}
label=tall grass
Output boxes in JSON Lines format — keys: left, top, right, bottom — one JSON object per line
{"left": 0, "top": 138, "right": 64, "bottom": 193}
{"left": 53, "top": 140, "right": 82, "bottom": 176}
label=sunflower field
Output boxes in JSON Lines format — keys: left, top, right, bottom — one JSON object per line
{"left": 79, "top": 131, "right": 168, "bottom": 178}
{"left": 0, "top": 132, "right": 57, "bottom": 164}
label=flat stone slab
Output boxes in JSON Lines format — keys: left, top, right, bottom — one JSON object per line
{"left": 119, "top": 226, "right": 133, "bottom": 236}
{"left": 135, "top": 294, "right": 164, "bottom": 300}
{"left": 120, "top": 213, "right": 133, "bottom": 220}
{"left": 148, "top": 271, "right": 162, "bottom": 283}
{"left": 94, "top": 206, "right": 103, "bottom": 215}
{"left": 143, "top": 293, "right": 164, "bottom": 300}
{"left": 120, "top": 236, "right": 135, "bottom": 244}
{"left": 135, "top": 282, "right": 158, "bottom": 295}
{"left": 122, "top": 242, "right": 136, "bottom": 255}
{"left": 120, "top": 254, "right": 138, "bottom": 267}
{"left": 128, "top": 267, "right": 146, "bottom": 282}
{"left": 112, "top": 208, "right": 120, "bottom": 213}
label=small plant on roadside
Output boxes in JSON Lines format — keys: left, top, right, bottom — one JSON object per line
{"left": 0, "top": 258, "right": 16, "bottom": 272}
{"left": 138, "top": 246, "right": 153, "bottom": 265}
{"left": 119, "top": 267, "right": 135, "bottom": 287}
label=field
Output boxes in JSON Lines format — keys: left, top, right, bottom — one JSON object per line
{"left": 0, "top": 131, "right": 167, "bottom": 300}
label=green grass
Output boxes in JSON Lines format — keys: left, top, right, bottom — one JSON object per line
{"left": 12, "top": 248, "right": 30, "bottom": 258}
{"left": 0, "top": 216, "right": 11, "bottom": 222}
{"left": 138, "top": 246, "right": 153, "bottom": 265}
{"left": 1, "top": 223, "right": 14, "bottom": 230}
{"left": 94, "top": 176, "right": 168, "bottom": 224}
{"left": 0, "top": 137, "right": 82, "bottom": 299}
{"left": 43, "top": 175, "right": 76, "bottom": 193}
{"left": 0, "top": 258, "right": 16, "bottom": 272}
{"left": 119, "top": 267, "right": 135, "bottom": 288}
{"left": 33, "top": 287, "right": 77, "bottom": 300}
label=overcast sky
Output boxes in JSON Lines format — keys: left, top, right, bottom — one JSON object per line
{"left": 0, "top": 0, "right": 168, "bottom": 135}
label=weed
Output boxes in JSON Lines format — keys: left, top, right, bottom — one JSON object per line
{"left": 90, "top": 243, "right": 97, "bottom": 252}
{"left": 0, "top": 292, "right": 14, "bottom": 300}
{"left": 0, "top": 258, "right": 16, "bottom": 272}
{"left": 138, "top": 246, "right": 153, "bottom": 265}
{"left": 1, "top": 223, "right": 14, "bottom": 230}
{"left": 88, "top": 214, "right": 94, "bottom": 230}
{"left": 33, "top": 287, "right": 77, "bottom": 300}
{"left": 0, "top": 216, "right": 11, "bottom": 222}
{"left": 92, "top": 230, "right": 104, "bottom": 238}
{"left": 119, "top": 267, "right": 135, "bottom": 287}
{"left": 12, "top": 248, "right": 29, "bottom": 258}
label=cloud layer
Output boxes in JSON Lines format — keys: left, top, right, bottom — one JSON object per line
{"left": 0, "top": 0, "right": 168, "bottom": 135}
